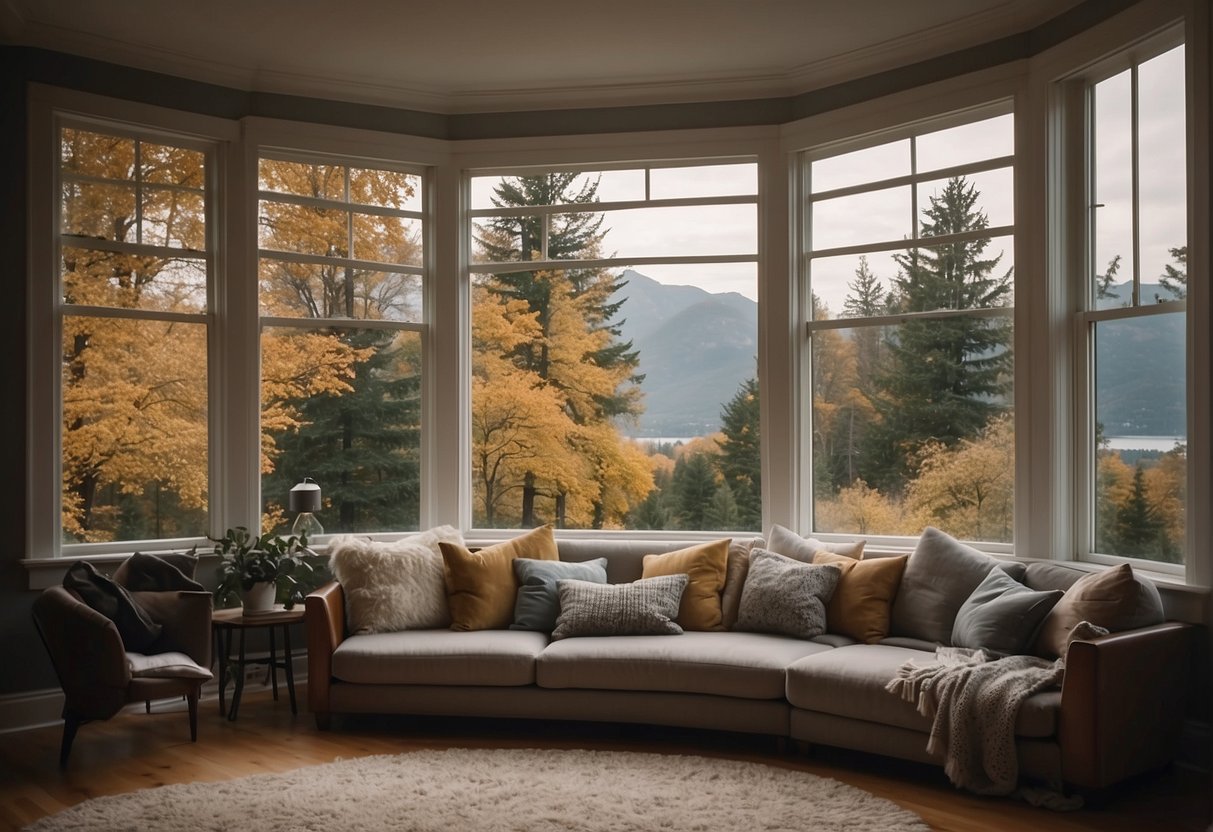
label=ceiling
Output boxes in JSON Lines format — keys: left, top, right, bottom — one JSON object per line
{"left": 1, "top": 0, "right": 1082, "bottom": 113}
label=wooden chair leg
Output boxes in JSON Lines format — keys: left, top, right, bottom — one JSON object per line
{"left": 187, "top": 685, "right": 199, "bottom": 742}
{"left": 59, "top": 716, "right": 80, "bottom": 769}
{"left": 145, "top": 700, "right": 151, "bottom": 714}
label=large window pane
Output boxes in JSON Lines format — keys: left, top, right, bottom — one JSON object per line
{"left": 805, "top": 110, "right": 1015, "bottom": 542}
{"left": 260, "top": 327, "right": 422, "bottom": 536}
{"left": 1093, "top": 313, "right": 1186, "bottom": 563}
{"left": 811, "top": 316, "right": 1013, "bottom": 543}
{"left": 468, "top": 163, "right": 759, "bottom": 533}
{"left": 61, "top": 316, "right": 209, "bottom": 543}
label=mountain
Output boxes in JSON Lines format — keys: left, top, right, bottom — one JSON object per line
{"left": 607, "top": 274, "right": 1185, "bottom": 440}
{"left": 613, "top": 270, "right": 757, "bottom": 437}
{"left": 1094, "top": 282, "right": 1186, "bottom": 437}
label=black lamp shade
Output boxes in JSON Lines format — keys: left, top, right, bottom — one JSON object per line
{"left": 289, "top": 478, "right": 322, "bottom": 513}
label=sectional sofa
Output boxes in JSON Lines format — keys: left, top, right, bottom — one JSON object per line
{"left": 304, "top": 527, "right": 1192, "bottom": 794}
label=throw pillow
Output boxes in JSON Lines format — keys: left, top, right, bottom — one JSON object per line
{"left": 812, "top": 551, "right": 908, "bottom": 643}
{"left": 641, "top": 539, "right": 730, "bottom": 630}
{"left": 951, "top": 568, "right": 1064, "bottom": 655}
{"left": 329, "top": 525, "right": 464, "bottom": 634}
{"left": 441, "top": 525, "right": 559, "bottom": 631}
{"left": 114, "top": 551, "right": 204, "bottom": 591}
{"left": 63, "top": 561, "right": 163, "bottom": 652}
{"left": 734, "top": 549, "right": 841, "bottom": 639}
{"left": 720, "top": 537, "right": 764, "bottom": 630}
{"left": 1034, "top": 564, "right": 1142, "bottom": 658}
{"left": 889, "top": 526, "right": 1026, "bottom": 644}
{"left": 511, "top": 557, "right": 608, "bottom": 632}
{"left": 767, "top": 524, "right": 865, "bottom": 560}
{"left": 127, "top": 651, "right": 213, "bottom": 680}
{"left": 551, "top": 575, "right": 689, "bottom": 640}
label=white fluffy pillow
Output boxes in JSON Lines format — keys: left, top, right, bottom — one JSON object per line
{"left": 329, "top": 525, "right": 464, "bottom": 634}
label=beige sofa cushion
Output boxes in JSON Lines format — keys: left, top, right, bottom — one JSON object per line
{"left": 537, "top": 631, "right": 832, "bottom": 700}
{"left": 785, "top": 644, "right": 1057, "bottom": 738}
{"left": 332, "top": 629, "right": 548, "bottom": 686}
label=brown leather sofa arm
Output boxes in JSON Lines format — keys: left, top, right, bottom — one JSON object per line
{"left": 305, "top": 581, "right": 346, "bottom": 728}
{"left": 1058, "top": 621, "right": 1193, "bottom": 790}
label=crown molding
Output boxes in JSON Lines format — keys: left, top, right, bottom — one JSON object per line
{"left": 6, "top": 0, "right": 1078, "bottom": 116}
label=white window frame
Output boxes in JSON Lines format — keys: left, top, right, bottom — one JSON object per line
{"left": 254, "top": 146, "right": 429, "bottom": 538}
{"left": 26, "top": 86, "right": 238, "bottom": 560}
{"left": 1064, "top": 28, "right": 1189, "bottom": 577}
{"left": 790, "top": 89, "right": 1021, "bottom": 554}
{"left": 452, "top": 129, "right": 781, "bottom": 541}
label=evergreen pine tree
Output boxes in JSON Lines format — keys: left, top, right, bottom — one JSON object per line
{"left": 1114, "top": 462, "right": 1164, "bottom": 556}
{"left": 716, "top": 376, "right": 761, "bottom": 531}
{"left": 705, "top": 483, "right": 741, "bottom": 530}
{"left": 1159, "top": 245, "right": 1187, "bottom": 300}
{"left": 265, "top": 329, "right": 421, "bottom": 534}
{"left": 672, "top": 452, "right": 717, "bottom": 531}
{"left": 859, "top": 176, "right": 1013, "bottom": 492}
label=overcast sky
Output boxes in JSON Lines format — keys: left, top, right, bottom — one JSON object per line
{"left": 467, "top": 43, "right": 1185, "bottom": 312}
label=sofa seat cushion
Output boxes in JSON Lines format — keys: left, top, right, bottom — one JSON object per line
{"left": 785, "top": 645, "right": 1058, "bottom": 738}
{"left": 537, "top": 631, "right": 832, "bottom": 699}
{"left": 332, "top": 630, "right": 548, "bottom": 686}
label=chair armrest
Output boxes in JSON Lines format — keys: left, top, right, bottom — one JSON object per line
{"left": 305, "top": 581, "right": 346, "bottom": 717}
{"left": 1059, "top": 621, "right": 1193, "bottom": 789}
{"left": 131, "top": 590, "right": 213, "bottom": 668}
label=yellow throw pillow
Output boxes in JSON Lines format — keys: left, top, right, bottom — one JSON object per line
{"left": 641, "top": 539, "right": 730, "bottom": 631}
{"left": 812, "top": 551, "right": 908, "bottom": 644}
{"left": 440, "top": 525, "right": 558, "bottom": 631}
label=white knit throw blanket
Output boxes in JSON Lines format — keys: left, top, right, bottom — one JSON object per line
{"left": 886, "top": 647, "right": 1065, "bottom": 795}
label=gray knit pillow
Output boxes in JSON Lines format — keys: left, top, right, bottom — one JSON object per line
{"left": 735, "top": 549, "right": 841, "bottom": 639}
{"left": 551, "top": 575, "right": 688, "bottom": 640}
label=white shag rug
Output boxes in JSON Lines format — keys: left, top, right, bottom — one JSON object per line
{"left": 25, "top": 747, "right": 931, "bottom": 831}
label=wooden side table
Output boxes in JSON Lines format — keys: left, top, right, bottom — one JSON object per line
{"left": 212, "top": 606, "right": 305, "bottom": 721}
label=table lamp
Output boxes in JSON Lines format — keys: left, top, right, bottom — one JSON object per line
{"left": 289, "top": 477, "right": 324, "bottom": 538}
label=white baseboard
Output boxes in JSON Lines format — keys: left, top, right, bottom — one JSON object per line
{"left": 0, "top": 653, "right": 308, "bottom": 735}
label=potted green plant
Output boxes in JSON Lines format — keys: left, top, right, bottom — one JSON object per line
{"left": 211, "top": 526, "right": 327, "bottom": 612}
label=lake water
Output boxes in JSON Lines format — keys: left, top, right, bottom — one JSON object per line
{"left": 1105, "top": 436, "right": 1185, "bottom": 451}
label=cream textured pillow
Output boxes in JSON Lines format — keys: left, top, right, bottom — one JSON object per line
{"left": 767, "top": 524, "right": 865, "bottom": 560}
{"left": 641, "top": 538, "right": 730, "bottom": 631}
{"left": 1034, "top": 564, "right": 1140, "bottom": 658}
{"left": 441, "top": 525, "right": 559, "bottom": 631}
{"left": 330, "top": 525, "right": 464, "bottom": 634}
{"left": 812, "top": 551, "right": 907, "bottom": 643}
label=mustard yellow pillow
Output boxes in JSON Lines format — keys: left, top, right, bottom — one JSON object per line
{"left": 641, "top": 539, "right": 730, "bottom": 631}
{"left": 812, "top": 551, "right": 907, "bottom": 643}
{"left": 440, "top": 525, "right": 558, "bottom": 631}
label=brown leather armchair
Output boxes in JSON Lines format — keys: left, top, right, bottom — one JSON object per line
{"left": 32, "top": 582, "right": 213, "bottom": 767}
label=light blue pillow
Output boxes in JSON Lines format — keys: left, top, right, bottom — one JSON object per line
{"left": 511, "top": 558, "right": 608, "bottom": 632}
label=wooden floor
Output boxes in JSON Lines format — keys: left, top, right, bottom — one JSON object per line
{"left": 0, "top": 685, "right": 1208, "bottom": 832}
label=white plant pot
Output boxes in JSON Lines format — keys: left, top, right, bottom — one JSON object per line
{"left": 241, "top": 581, "right": 277, "bottom": 613}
